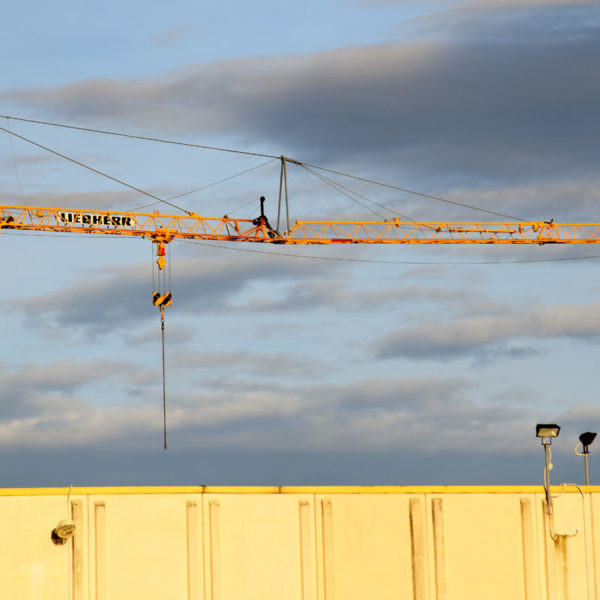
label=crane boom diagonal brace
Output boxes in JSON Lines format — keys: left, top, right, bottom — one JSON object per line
{"left": 2, "top": 205, "right": 600, "bottom": 244}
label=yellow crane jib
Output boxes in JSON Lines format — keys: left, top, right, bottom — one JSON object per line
{"left": 3, "top": 205, "right": 600, "bottom": 245}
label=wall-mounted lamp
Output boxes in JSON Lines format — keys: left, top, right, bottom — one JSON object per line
{"left": 536, "top": 423, "right": 560, "bottom": 516}
{"left": 575, "top": 431, "right": 597, "bottom": 486}
{"left": 51, "top": 519, "right": 76, "bottom": 545}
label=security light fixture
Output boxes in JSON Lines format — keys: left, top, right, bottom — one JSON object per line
{"left": 579, "top": 431, "right": 596, "bottom": 453}
{"left": 536, "top": 424, "right": 560, "bottom": 441}
{"left": 51, "top": 519, "right": 76, "bottom": 545}
{"left": 576, "top": 431, "right": 597, "bottom": 486}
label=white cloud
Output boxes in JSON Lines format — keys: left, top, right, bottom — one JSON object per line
{"left": 0, "top": 371, "right": 538, "bottom": 454}
{"left": 376, "top": 301, "right": 600, "bottom": 360}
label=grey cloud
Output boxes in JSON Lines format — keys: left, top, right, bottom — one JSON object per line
{"left": 398, "top": 0, "right": 598, "bottom": 38}
{"left": 463, "top": 0, "right": 597, "bottom": 9}
{"left": 0, "top": 372, "right": 534, "bottom": 455}
{"left": 4, "top": 14, "right": 598, "bottom": 187}
{"left": 162, "top": 376, "right": 529, "bottom": 455}
{"left": 232, "top": 272, "right": 499, "bottom": 313}
{"left": 172, "top": 350, "right": 323, "bottom": 378}
{"left": 0, "top": 359, "right": 152, "bottom": 422}
{"left": 152, "top": 27, "right": 190, "bottom": 47}
{"left": 14, "top": 253, "right": 336, "bottom": 334}
{"left": 376, "top": 301, "right": 600, "bottom": 360}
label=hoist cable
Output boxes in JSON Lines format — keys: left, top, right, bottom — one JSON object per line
{"left": 168, "top": 244, "right": 172, "bottom": 293}
{"left": 160, "top": 308, "right": 167, "bottom": 450}
{"left": 0, "top": 123, "right": 191, "bottom": 215}
{"left": 151, "top": 243, "right": 155, "bottom": 295}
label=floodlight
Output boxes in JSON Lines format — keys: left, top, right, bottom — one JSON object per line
{"left": 576, "top": 431, "right": 597, "bottom": 486}
{"left": 578, "top": 431, "right": 597, "bottom": 453}
{"left": 536, "top": 424, "right": 560, "bottom": 439}
{"left": 51, "top": 519, "right": 76, "bottom": 545}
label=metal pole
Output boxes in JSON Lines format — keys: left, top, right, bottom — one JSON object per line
{"left": 544, "top": 443, "right": 552, "bottom": 515}
{"left": 584, "top": 452, "right": 590, "bottom": 486}
{"left": 283, "top": 158, "right": 290, "bottom": 232}
{"left": 277, "top": 156, "right": 284, "bottom": 232}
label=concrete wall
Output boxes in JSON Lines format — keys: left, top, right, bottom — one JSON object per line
{"left": 0, "top": 486, "right": 598, "bottom": 599}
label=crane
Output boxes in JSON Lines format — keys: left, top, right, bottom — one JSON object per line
{"left": 3, "top": 200, "right": 600, "bottom": 449}
{"left": 3, "top": 203, "right": 600, "bottom": 245}
{"left": 3, "top": 117, "right": 598, "bottom": 450}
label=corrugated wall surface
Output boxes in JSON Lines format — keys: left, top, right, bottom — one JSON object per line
{"left": 0, "top": 486, "right": 598, "bottom": 599}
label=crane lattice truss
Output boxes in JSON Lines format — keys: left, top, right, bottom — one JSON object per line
{"left": 2, "top": 205, "right": 600, "bottom": 244}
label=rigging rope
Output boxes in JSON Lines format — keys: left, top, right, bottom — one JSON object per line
{"left": 301, "top": 161, "right": 529, "bottom": 222}
{"left": 128, "top": 157, "right": 278, "bottom": 212}
{"left": 5, "top": 118, "right": 25, "bottom": 203}
{"left": 302, "top": 164, "right": 430, "bottom": 226}
{"left": 0, "top": 114, "right": 278, "bottom": 159}
{"left": 0, "top": 114, "right": 527, "bottom": 221}
{"left": 178, "top": 238, "right": 600, "bottom": 265}
{"left": 302, "top": 164, "right": 387, "bottom": 219}
{"left": 3, "top": 230, "right": 600, "bottom": 266}
{"left": 0, "top": 124, "right": 191, "bottom": 215}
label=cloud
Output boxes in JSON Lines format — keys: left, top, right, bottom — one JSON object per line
{"left": 397, "top": 0, "right": 600, "bottom": 49}
{"left": 3, "top": 11, "right": 598, "bottom": 187}
{"left": 376, "top": 301, "right": 600, "bottom": 360}
{"left": 172, "top": 350, "right": 323, "bottom": 379}
{"left": 0, "top": 369, "right": 539, "bottom": 455}
{"left": 0, "top": 358, "right": 153, "bottom": 421}
{"left": 13, "top": 253, "right": 337, "bottom": 334}
{"left": 464, "top": 0, "right": 597, "bottom": 9}
{"left": 152, "top": 27, "right": 190, "bottom": 47}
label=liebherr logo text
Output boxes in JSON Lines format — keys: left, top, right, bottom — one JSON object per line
{"left": 59, "top": 212, "right": 136, "bottom": 227}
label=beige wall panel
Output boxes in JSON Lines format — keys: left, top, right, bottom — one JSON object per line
{"left": 549, "top": 491, "right": 595, "bottom": 600}
{"left": 0, "top": 495, "right": 71, "bottom": 599}
{"left": 202, "top": 493, "right": 316, "bottom": 600}
{"left": 1, "top": 487, "right": 599, "bottom": 600}
{"left": 71, "top": 496, "right": 89, "bottom": 600}
{"left": 87, "top": 494, "right": 197, "bottom": 600}
{"left": 589, "top": 493, "right": 600, "bottom": 600}
{"left": 315, "top": 493, "right": 415, "bottom": 600}
{"left": 434, "top": 494, "right": 526, "bottom": 600}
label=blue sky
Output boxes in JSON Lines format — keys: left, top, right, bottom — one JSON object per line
{"left": 1, "top": 0, "right": 600, "bottom": 487}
